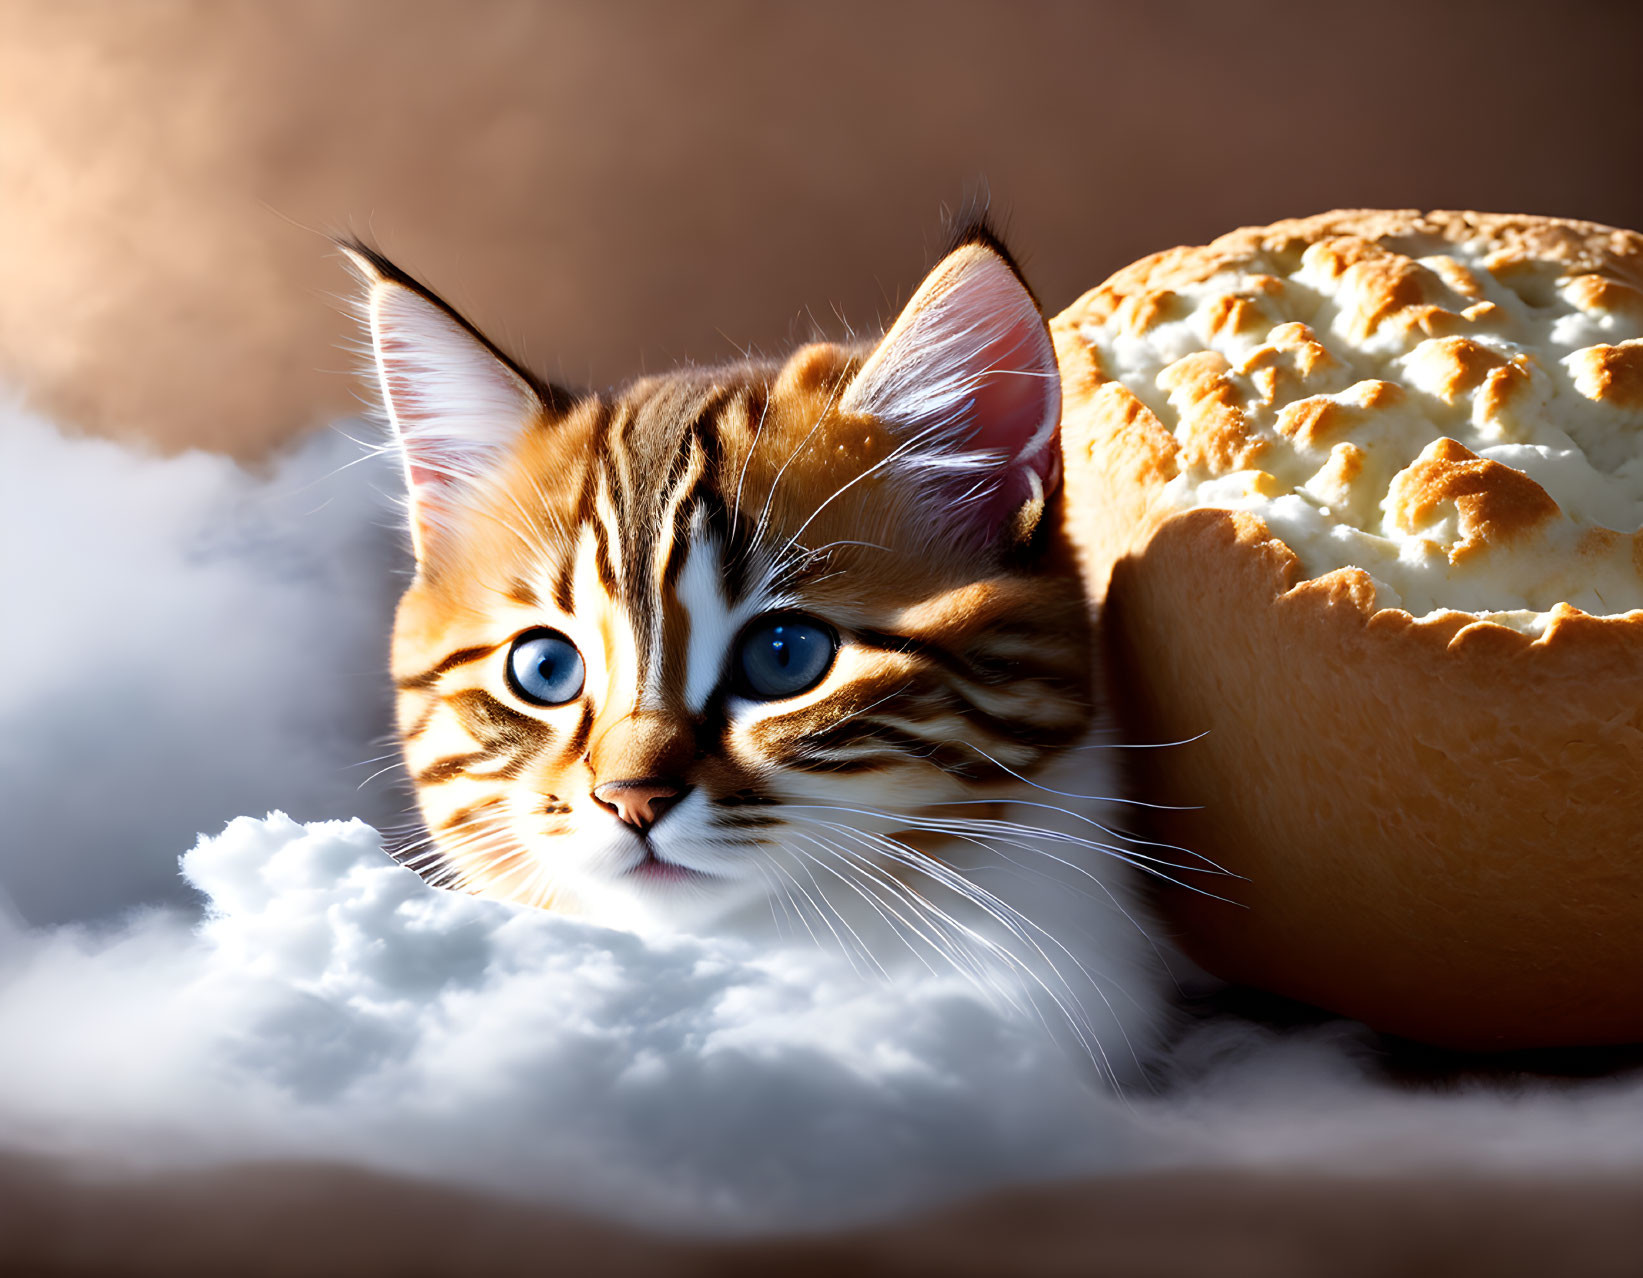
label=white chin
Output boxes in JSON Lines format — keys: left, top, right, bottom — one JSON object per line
{"left": 572, "top": 862, "right": 759, "bottom": 936}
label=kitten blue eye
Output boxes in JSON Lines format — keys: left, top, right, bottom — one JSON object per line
{"left": 506, "top": 629, "right": 585, "bottom": 706}
{"left": 735, "top": 614, "right": 837, "bottom": 700}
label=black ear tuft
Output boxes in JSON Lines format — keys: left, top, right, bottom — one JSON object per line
{"left": 940, "top": 208, "right": 1045, "bottom": 313}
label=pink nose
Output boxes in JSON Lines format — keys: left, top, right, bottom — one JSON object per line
{"left": 592, "top": 779, "right": 689, "bottom": 832}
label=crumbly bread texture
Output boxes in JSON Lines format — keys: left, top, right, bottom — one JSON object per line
{"left": 1063, "top": 208, "right": 1643, "bottom": 625}
{"left": 1053, "top": 211, "right": 1643, "bottom": 1050}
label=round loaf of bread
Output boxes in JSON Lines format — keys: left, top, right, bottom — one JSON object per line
{"left": 1052, "top": 210, "right": 1643, "bottom": 1050}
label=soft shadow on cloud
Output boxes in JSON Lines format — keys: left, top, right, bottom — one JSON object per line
{"left": 0, "top": 409, "right": 1640, "bottom": 1233}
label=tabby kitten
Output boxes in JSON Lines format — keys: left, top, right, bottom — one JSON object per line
{"left": 347, "top": 227, "right": 1164, "bottom": 1072}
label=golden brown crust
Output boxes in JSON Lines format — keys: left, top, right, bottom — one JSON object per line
{"left": 1384, "top": 438, "right": 1561, "bottom": 558}
{"left": 1067, "top": 209, "right": 1643, "bottom": 324}
{"left": 1570, "top": 340, "right": 1643, "bottom": 408}
{"left": 1054, "top": 209, "right": 1643, "bottom": 1049}
{"left": 1155, "top": 351, "right": 1270, "bottom": 473}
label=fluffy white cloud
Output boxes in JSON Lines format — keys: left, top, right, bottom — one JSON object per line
{"left": 0, "top": 403, "right": 406, "bottom": 923}
{"left": 1, "top": 408, "right": 1640, "bottom": 1234}
{"left": 0, "top": 812, "right": 1136, "bottom": 1230}
{"left": 2, "top": 810, "right": 1639, "bottom": 1235}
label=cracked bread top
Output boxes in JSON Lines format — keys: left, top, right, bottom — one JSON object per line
{"left": 1055, "top": 210, "right": 1643, "bottom": 630}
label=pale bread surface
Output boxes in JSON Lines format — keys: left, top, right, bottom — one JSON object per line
{"left": 1053, "top": 210, "right": 1643, "bottom": 1049}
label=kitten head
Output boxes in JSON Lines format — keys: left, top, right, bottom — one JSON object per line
{"left": 349, "top": 228, "right": 1098, "bottom": 933}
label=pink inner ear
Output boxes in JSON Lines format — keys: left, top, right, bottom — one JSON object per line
{"left": 365, "top": 278, "right": 544, "bottom": 561}
{"left": 385, "top": 362, "right": 462, "bottom": 499}
{"left": 843, "top": 244, "right": 1064, "bottom": 547}
{"left": 957, "top": 304, "right": 1062, "bottom": 532}
{"left": 385, "top": 366, "right": 459, "bottom": 494}
{"left": 405, "top": 461, "right": 450, "bottom": 490}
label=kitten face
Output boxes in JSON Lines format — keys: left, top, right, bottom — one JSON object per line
{"left": 355, "top": 232, "right": 1097, "bottom": 934}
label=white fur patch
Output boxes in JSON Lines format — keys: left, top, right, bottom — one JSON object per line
{"left": 678, "top": 537, "right": 738, "bottom": 710}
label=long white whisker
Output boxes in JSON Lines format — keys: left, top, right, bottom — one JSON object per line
{"left": 785, "top": 835, "right": 932, "bottom": 981}
{"left": 752, "top": 862, "right": 798, "bottom": 939}
{"left": 1065, "top": 730, "right": 1211, "bottom": 751}
{"left": 794, "top": 829, "right": 1028, "bottom": 1012}
{"left": 770, "top": 864, "right": 827, "bottom": 953}
{"left": 749, "top": 373, "right": 848, "bottom": 557}
{"left": 901, "top": 817, "right": 1241, "bottom": 900}
{"left": 346, "top": 750, "right": 407, "bottom": 768}
{"left": 357, "top": 761, "right": 408, "bottom": 791}
{"left": 917, "top": 825, "right": 1177, "bottom": 986}
{"left": 774, "top": 414, "right": 961, "bottom": 559}
{"left": 730, "top": 380, "right": 773, "bottom": 528}
{"left": 910, "top": 798, "right": 1229, "bottom": 871}
{"left": 781, "top": 837, "right": 901, "bottom": 981}
{"left": 960, "top": 741, "right": 1200, "bottom": 810}
{"left": 792, "top": 816, "right": 1128, "bottom": 1078}
{"left": 777, "top": 801, "right": 1232, "bottom": 892}
{"left": 778, "top": 847, "right": 876, "bottom": 978}
{"left": 792, "top": 831, "right": 1008, "bottom": 989}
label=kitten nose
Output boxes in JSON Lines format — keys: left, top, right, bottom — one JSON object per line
{"left": 592, "top": 779, "right": 690, "bottom": 832}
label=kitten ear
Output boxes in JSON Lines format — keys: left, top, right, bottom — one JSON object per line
{"left": 840, "top": 226, "right": 1062, "bottom": 546}
{"left": 340, "top": 242, "right": 544, "bottom": 563}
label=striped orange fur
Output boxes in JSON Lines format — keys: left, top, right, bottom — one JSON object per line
{"left": 347, "top": 226, "right": 1165, "bottom": 1073}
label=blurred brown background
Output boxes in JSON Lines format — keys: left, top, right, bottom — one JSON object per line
{"left": 3, "top": 0, "right": 1643, "bottom": 457}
